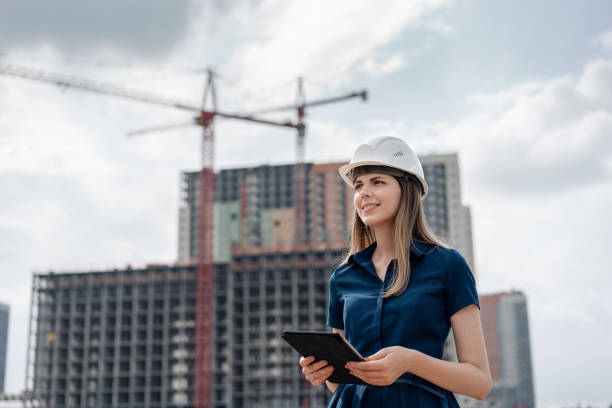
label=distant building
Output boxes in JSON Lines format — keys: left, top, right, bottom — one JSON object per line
{"left": 178, "top": 156, "right": 475, "bottom": 272}
{"left": 419, "top": 154, "right": 477, "bottom": 364}
{"left": 420, "top": 153, "right": 475, "bottom": 273}
{"left": 460, "top": 291, "right": 536, "bottom": 408}
{"left": 0, "top": 303, "right": 9, "bottom": 393}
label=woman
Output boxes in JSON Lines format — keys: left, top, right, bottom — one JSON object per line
{"left": 299, "top": 136, "right": 492, "bottom": 407}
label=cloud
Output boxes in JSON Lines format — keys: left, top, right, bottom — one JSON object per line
{"left": 0, "top": 0, "right": 200, "bottom": 59}
{"left": 415, "top": 58, "right": 612, "bottom": 196}
{"left": 362, "top": 58, "right": 612, "bottom": 401}
{"left": 223, "top": 0, "right": 449, "bottom": 107}
{"left": 595, "top": 28, "right": 612, "bottom": 51}
{"left": 414, "top": 56, "right": 612, "bottom": 401}
{"left": 361, "top": 52, "right": 412, "bottom": 76}
{"left": 418, "top": 18, "right": 454, "bottom": 36}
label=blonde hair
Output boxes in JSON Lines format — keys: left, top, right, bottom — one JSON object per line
{"left": 342, "top": 167, "right": 446, "bottom": 297}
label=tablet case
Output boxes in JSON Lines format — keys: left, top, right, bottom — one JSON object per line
{"left": 281, "top": 330, "right": 366, "bottom": 385}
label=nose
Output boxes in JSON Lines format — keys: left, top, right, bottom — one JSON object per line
{"left": 357, "top": 185, "right": 372, "bottom": 198}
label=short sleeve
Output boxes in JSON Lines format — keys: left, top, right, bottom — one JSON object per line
{"left": 326, "top": 271, "right": 344, "bottom": 329}
{"left": 444, "top": 251, "right": 480, "bottom": 318}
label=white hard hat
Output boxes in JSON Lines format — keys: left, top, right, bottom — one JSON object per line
{"left": 338, "top": 136, "right": 428, "bottom": 198}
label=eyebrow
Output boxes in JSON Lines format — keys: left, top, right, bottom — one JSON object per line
{"left": 354, "top": 175, "right": 387, "bottom": 185}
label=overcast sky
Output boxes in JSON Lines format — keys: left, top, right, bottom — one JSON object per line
{"left": 1, "top": 0, "right": 611, "bottom": 405}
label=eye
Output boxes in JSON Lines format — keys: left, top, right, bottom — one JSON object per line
{"left": 374, "top": 180, "right": 384, "bottom": 185}
{"left": 354, "top": 184, "right": 362, "bottom": 191}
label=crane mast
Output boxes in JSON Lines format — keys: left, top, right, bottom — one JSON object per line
{"left": 195, "top": 70, "right": 216, "bottom": 408}
{"left": 295, "top": 77, "right": 307, "bottom": 244}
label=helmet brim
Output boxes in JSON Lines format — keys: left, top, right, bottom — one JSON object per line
{"left": 338, "top": 161, "right": 429, "bottom": 199}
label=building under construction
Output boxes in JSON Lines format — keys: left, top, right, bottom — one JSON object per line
{"left": 27, "top": 156, "right": 475, "bottom": 407}
{"left": 27, "top": 247, "right": 346, "bottom": 408}
{"left": 178, "top": 156, "right": 474, "bottom": 271}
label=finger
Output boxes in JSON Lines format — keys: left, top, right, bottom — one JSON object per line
{"left": 312, "top": 366, "right": 334, "bottom": 386}
{"left": 348, "top": 368, "right": 371, "bottom": 378}
{"left": 306, "top": 366, "right": 326, "bottom": 384}
{"left": 364, "top": 349, "right": 388, "bottom": 361}
{"left": 303, "top": 361, "right": 329, "bottom": 378}
{"left": 316, "top": 360, "right": 329, "bottom": 369}
{"left": 308, "top": 360, "right": 329, "bottom": 372}
{"left": 299, "top": 356, "right": 316, "bottom": 367}
{"left": 348, "top": 360, "right": 383, "bottom": 371}
{"left": 315, "top": 365, "right": 334, "bottom": 377}
{"left": 348, "top": 366, "right": 384, "bottom": 378}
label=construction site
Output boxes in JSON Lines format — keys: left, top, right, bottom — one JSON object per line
{"left": 25, "top": 156, "right": 473, "bottom": 408}
{"left": 2, "top": 62, "right": 475, "bottom": 407}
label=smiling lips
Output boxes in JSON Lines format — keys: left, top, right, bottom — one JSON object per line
{"left": 361, "top": 203, "right": 379, "bottom": 212}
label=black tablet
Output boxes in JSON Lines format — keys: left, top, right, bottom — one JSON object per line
{"left": 281, "top": 330, "right": 366, "bottom": 385}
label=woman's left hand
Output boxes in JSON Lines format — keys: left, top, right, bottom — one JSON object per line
{"left": 345, "top": 346, "right": 414, "bottom": 386}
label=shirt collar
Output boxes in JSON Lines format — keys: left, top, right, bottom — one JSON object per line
{"left": 410, "top": 240, "right": 432, "bottom": 258}
{"left": 347, "top": 240, "right": 431, "bottom": 266}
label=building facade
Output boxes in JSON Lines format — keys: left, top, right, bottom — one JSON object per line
{"left": 28, "top": 265, "right": 201, "bottom": 408}
{"left": 28, "top": 246, "right": 346, "bottom": 408}
{"left": 0, "top": 302, "right": 9, "bottom": 393}
{"left": 221, "top": 245, "right": 346, "bottom": 408}
{"left": 460, "top": 291, "right": 536, "bottom": 408}
{"left": 178, "top": 156, "right": 475, "bottom": 273}
{"left": 420, "top": 154, "right": 475, "bottom": 273}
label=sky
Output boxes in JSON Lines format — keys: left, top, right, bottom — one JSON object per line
{"left": 1, "top": 0, "right": 611, "bottom": 405}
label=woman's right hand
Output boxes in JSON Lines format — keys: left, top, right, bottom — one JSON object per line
{"left": 299, "top": 355, "right": 335, "bottom": 386}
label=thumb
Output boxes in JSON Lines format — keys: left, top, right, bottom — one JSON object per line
{"left": 365, "top": 348, "right": 390, "bottom": 361}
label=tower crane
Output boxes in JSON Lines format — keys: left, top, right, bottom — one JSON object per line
{"left": 248, "top": 77, "right": 367, "bottom": 244}
{"left": 0, "top": 60, "right": 367, "bottom": 408}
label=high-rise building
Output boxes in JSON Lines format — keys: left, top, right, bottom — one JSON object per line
{"left": 0, "top": 302, "right": 9, "bottom": 393}
{"left": 28, "top": 266, "right": 201, "bottom": 407}
{"left": 28, "top": 246, "right": 344, "bottom": 408}
{"left": 460, "top": 291, "right": 536, "bottom": 408}
{"left": 419, "top": 154, "right": 477, "bottom": 365}
{"left": 420, "top": 154, "right": 475, "bottom": 273}
{"left": 178, "top": 156, "right": 474, "bottom": 272}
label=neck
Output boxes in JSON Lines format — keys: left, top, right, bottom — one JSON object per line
{"left": 372, "top": 221, "right": 394, "bottom": 262}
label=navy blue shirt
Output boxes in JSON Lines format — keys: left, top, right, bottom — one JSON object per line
{"left": 327, "top": 241, "right": 479, "bottom": 408}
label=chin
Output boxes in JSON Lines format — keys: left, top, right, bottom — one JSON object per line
{"left": 360, "top": 216, "right": 390, "bottom": 228}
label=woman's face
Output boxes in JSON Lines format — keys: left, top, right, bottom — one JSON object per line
{"left": 353, "top": 172, "right": 402, "bottom": 229}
